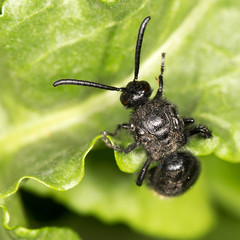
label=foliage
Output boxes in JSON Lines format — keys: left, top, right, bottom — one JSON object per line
{"left": 0, "top": 0, "right": 240, "bottom": 239}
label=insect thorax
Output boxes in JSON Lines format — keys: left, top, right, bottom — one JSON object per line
{"left": 130, "top": 99, "right": 186, "bottom": 160}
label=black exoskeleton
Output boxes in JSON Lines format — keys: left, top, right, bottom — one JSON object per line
{"left": 53, "top": 16, "right": 212, "bottom": 197}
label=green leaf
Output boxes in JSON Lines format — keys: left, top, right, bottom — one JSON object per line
{"left": 0, "top": 193, "right": 27, "bottom": 240}
{"left": 0, "top": 132, "right": 105, "bottom": 198}
{"left": 0, "top": 0, "right": 239, "bottom": 239}
{"left": 204, "top": 155, "right": 240, "bottom": 218}
{"left": 23, "top": 148, "right": 215, "bottom": 239}
{"left": 164, "top": 1, "right": 240, "bottom": 162}
{"left": 0, "top": 194, "right": 80, "bottom": 240}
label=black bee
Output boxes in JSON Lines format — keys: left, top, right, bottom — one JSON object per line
{"left": 53, "top": 16, "right": 212, "bottom": 197}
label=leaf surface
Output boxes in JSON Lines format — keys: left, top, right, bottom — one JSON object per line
{"left": 0, "top": 194, "right": 80, "bottom": 240}
{"left": 0, "top": 0, "right": 239, "bottom": 238}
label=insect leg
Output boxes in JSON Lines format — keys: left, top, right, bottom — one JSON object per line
{"left": 136, "top": 157, "right": 152, "bottom": 186}
{"left": 102, "top": 131, "right": 138, "bottom": 153}
{"left": 106, "top": 123, "right": 131, "bottom": 136}
{"left": 154, "top": 53, "right": 166, "bottom": 99}
{"left": 185, "top": 125, "right": 212, "bottom": 139}
{"left": 183, "top": 117, "right": 195, "bottom": 126}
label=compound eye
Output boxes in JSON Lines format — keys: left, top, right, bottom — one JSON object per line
{"left": 140, "top": 81, "right": 151, "bottom": 93}
{"left": 120, "top": 94, "right": 129, "bottom": 107}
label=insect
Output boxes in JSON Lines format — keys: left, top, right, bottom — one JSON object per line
{"left": 53, "top": 16, "right": 212, "bottom": 197}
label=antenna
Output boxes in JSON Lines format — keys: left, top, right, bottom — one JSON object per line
{"left": 53, "top": 79, "right": 125, "bottom": 92}
{"left": 134, "top": 16, "right": 151, "bottom": 81}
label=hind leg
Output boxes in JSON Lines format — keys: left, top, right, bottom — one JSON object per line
{"left": 185, "top": 125, "right": 212, "bottom": 139}
{"left": 136, "top": 157, "right": 152, "bottom": 186}
{"left": 183, "top": 117, "right": 195, "bottom": 126}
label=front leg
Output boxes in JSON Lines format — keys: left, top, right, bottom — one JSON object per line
{"left": 105, "top": 123, "right": 130, "bottom": 136}
{"left": 185, "top": 125, "right": 212, "bottom": 139}
{"left": 102, "top": 125, "right": 138, "bottom": 154}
